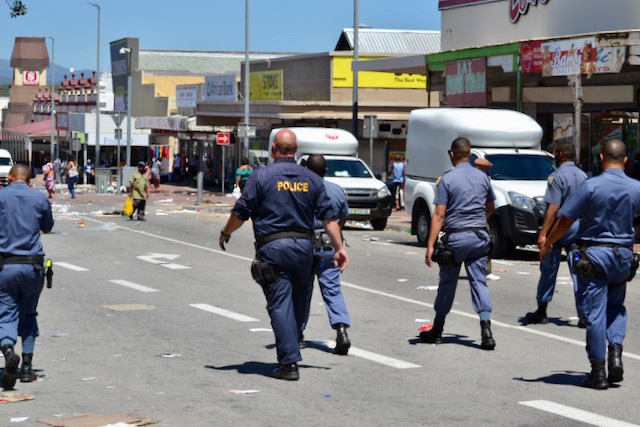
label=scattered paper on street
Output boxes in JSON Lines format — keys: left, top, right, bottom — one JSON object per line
{"left": 0, "top": 392, "right": 34, "bottom": 404}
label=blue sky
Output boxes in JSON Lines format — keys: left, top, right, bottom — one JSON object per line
{"left": 1, "top": 0, "right": 441, "bottom": 72}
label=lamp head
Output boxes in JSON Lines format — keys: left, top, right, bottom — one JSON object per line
{"left": 119, "top": 47, "right": 131, "bottom": 55}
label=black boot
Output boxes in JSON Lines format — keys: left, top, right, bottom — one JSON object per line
{"left": 420, "top": 320, "right": 444, "bottom": 344}
{"left": 20, "top": 353, "right": 36, "bottom": 383}
{"left": 583, "top": 358, "right": 608, "bottom": 389}
{"left": 333, "top": 323, "right": 351, "bottom": 355}
{"left": 525, "top": 302, "right": 548, "bottom": 324}
{"left": 298, "top": 332, "right": 306, "bottom": 350}
{"left": 1, "top": 345, "right": 20, "bottom": 390}
{"left": 608, "top": 344, "right": 624, "bottom": 383}
{"left": 272, "top": 362, "right": 299, "bottom": 381}
{"left": 480, "top": 320, "right": 496, "bottom": 350}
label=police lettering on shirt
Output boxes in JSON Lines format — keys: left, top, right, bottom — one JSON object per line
{"left": 277, "top": 180, "right": 309, "bottom": 192}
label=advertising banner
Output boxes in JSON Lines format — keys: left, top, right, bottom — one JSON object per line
{"left": 520, "top": 40, "right": 544, "bottom": 73}
{"left": 445, "top": 57, "right": 487, "bottom": 107}
{"left": 204, "top": 74, "right": 237, "bottom": 102}
{"left": 22, "top": 70, "right": 40, "bottom": 86}
{"left": 250, "top": 70, "right": 283, "bottom": 101}
{"left": 540, "top": 38, "right": 626, "bottom": 76}
{"left": 176, "top": 84, "right": 199, "bottom": 108}
{"left": 333, "top": 57, "right": 426, "bottom": 89}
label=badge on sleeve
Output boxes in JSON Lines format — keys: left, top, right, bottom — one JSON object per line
{"left": 436, "top": 176, "right": 442, "bottom": 186}
{"left": 547, "top": 176, "right": 553, "bottom": 185}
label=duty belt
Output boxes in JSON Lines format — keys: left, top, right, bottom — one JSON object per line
{"left": 578, "top": 240, "right": 632, "bottom": 250}
{"left": 255, "top": 229, "right": 314, "bottom": 250}
{"left": 0, "top": 255, "right": 45, "bottom": 271}
{"left": 445, "top": 227, "right": 488, "bottom": 234}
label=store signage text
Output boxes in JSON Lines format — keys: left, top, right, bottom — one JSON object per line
{"left": 509, "top": 0, "right": 549, "bottom": 24}
{"left": 204, "top": 74, "right": 237, "bottom": 102}
{"left": 445, "top": 58, "right": 487, "bottom": 107}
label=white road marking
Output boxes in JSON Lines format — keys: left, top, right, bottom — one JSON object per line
{"left": 162, "top": 263, "right": 191, "bottom": 270}
{"left": 492, "top": 260, "right": 514, "bottom": 266}
{"left": 56, "top": 262, "right": 89, "bottom": 272}
{"left": 313, "top": 340, "right": 420, "bottom": 369}
{"left": 519, "top": 400, "right": 640, "bottom": 427}
{"left": 190, "top": 303, "right": 259, "bottom": 322}
{"left": 109, "top": 280, "right": 159, "bottom": 293}
{"left": 137, "top": 253, "right": 179, "bottom": 264}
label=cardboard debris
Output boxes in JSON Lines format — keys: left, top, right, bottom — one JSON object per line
{"left": 101, "top": 304, "right": 157, "bottom": 312}
{"left": 0, "top": 391, "right": 34, "bottom": 403}
{"left": 37, "top": 413, "right": 159, "bottom": 427}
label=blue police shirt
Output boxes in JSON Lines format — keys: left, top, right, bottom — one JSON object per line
{"left": 0, "top": 182, "right": 54, "bottom": 256}
{"left": 435, "top": 162, "right": 495, "bottom": 230}
{"left": 559, "top": 168, "right": 640, "bottom": 246}
{"left": 314, "top": 180, "right": 348, "bottom": 231}
{"left": 544, "top": 161, "right": 587, "bottom": 206}
{"left": 232, "top": 158, "right": 335, "bottom": 237}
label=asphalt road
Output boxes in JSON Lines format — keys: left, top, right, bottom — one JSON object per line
{"left": 2, "top": 194, "right": 640, "bottom": 426}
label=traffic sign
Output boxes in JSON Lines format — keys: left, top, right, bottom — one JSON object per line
{"left": 216, "top": 132, "right": 231, "bottom": 145}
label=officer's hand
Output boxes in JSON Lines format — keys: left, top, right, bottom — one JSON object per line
{"left": 426, "top": 246, "right": 434, "bottom": 268}
{"left": 333, "top": 248, "right": 349, "bottom": 272}
{"left": 537, "top": 235, "right": 546, "bottom": 249}
{"left": 538, "top": 242, "right": 552, "bottom": 262}
{"left": 219, "top": 232, "right": 230, "bottom": 251}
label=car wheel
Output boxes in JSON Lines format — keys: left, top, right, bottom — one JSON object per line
{"left": 371, "top": 218, "right": 387, "bottom": 231}
{"left": 489, "top": 218, "right": 514, "bottom": 259}
{"left": 416, "top": 207, "right": 429, "bottom": 247}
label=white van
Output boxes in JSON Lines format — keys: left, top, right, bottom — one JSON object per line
{"left": 0, "top": 149, "right": 14, "bottom": 187}
{"left": 268, "top": 127, "right": 393, "bottom": 230}
{"left": 404, "top": 108, "right": 554, "bottom": 256}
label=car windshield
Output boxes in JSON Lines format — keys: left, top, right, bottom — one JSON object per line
{"left": 325, "top": 159, "right": 372, "bottom": 178}
{"left": 0, "top": 158, "right": 12, "bottom": 166}
{"left": 471, "top": 154, "right": 555, "bottom": 180}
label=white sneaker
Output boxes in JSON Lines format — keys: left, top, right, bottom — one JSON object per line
{"left": 486, "top": 273, "right": 501, "bottom": 281}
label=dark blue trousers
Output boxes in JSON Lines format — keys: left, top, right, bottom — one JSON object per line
{"left": 0, "top": 264, "right": 44, "bottom": 348}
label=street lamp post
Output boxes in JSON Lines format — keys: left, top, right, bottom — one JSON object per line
{"left": 88, "top": 2, "right": 101, "bottom": 167}
{"left": 352, "top": 0, "right": 359, "bottom": 137}
{"left": 119, "top": 47, "right": 132, "bottom": 167}
{"left": 46, "top": 36, "right": 55, "bottom": 163}
{"left": 243, "top": 0, "right": 250, "bottom": 159}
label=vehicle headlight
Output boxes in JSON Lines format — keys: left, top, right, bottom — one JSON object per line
{"left": 508, "top": 191, "right": 535, "bottom": 212}
{"left": 377, "top": 185, "right": 391, "bottom": 198}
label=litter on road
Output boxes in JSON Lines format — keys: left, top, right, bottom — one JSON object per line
{"left": 229, "top": 389, "right": 260, "bottom": 395}
{"left": 0, "top": 392, "right": 34, "bottom": 403}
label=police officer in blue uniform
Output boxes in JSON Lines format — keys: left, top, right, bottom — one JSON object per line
{"left": 0, "top": 164, "right": 54, "bottom": 390}
{"left": 526, "top": 141, "right": 587, "bottom": 324}
{"left": 541, "top": 139, "right": 640, "bottom": 389}
{"left": 219, "top": 129, "right": 348, "bottom": 381}
{"left": 301, "top": 154, "right": 351, "bottom": 355}
{"left": 420, "top": 137, "right": 497, "bottom": 350}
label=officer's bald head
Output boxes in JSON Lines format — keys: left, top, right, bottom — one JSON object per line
{"left": 8, "top": 163, "right": 30, "bottom": 184}
{"left": 450, "top": 137, "right": 471, "bottom": 161}
{"left": 601, "top": 139, "right": 626, "bottom": 163}
{"left": 306, "top": 154, "right": 327, "bottom": 178}
{"left": 272, "top": 129, "right": 298, "bottom": 158}
{"left": 554, "top": 141, "right": 576, "bottom": 162}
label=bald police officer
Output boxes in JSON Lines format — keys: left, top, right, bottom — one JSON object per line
{"left": 0, "top": 164, "right": 54, "bottom": 389}
{"left": 541, "top": 139, "right": 640, "bottom": 389}
{"left": 526, "top": 141, "right": 587, "bottom": 324}
{"left": 421, "top": 137, "right": 497, "bottom": 350}
{"left": 219, "top": 129, "right": 348, "bottom": 381}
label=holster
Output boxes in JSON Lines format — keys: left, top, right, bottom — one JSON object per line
{"left": 250, "top": 257, "right": 281, "bottom": 287}
{"left": 314, "top": 232, "right": 333, "bottom": 251}
{"left": 432, "top": 236, "right": 457, "bottom": 267}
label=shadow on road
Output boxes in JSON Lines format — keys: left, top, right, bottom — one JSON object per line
{"left": 513, "top": 371, "right": 587, "bottom": 387}
{"left": 408, "top": 333, "right": 482, "bottom": 350}
{"left": 516, "top": 316, "right": 574, "bottom": 327}
{"left": 206, "top": 361, "right": 330, "bottom": 378}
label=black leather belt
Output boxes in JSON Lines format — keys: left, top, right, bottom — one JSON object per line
{"left": 0, "top": 255, "right": 44, "bottom": 271}
{"left": 578, "top": 240, "right": 632, "bottom": 250}
{"left": 255, "top": 229, "right": 314, "bottom": 250}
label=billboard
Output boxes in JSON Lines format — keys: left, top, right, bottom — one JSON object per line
{"left": 176, "top": 84, "right": 199, "bottom": 108}
{"left": 203, "top": 74, "right": 237, "bottom": 102}
{"left": 110, "top": 37, "right": 138, "bottom": 112}
{"left": 333, "top": 57, "right": 427, "bottom": 89}
{"left": 250, "top": 70, "right": 283, "bottom": 101}
{"left": 445, "top": 57, "right": 487, "bottom": 107}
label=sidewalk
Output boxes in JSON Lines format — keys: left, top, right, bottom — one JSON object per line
{"left": 45, "top": 182, "right": 413, "bottom": 233}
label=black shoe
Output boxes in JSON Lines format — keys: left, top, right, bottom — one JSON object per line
{"left": 577, "top": 318, "right": 587, "bottom": 329}
{"left": 333, "top": 324, "right": 351, "bottom": 355}
{"left": 20, "top": 353, "right": 36, "bottom": 383}
{"left": 138, "top": 217, "right": 146, "bottom": 221}
{"left": 480, "top": 320, "right": 496, "bottom": 350}
{"left": 525, "top": 310, "right": 549, "bottom": 324}
{"left": 419, "top": 320, "right": 444, "bottom": 344}
{"left": 272, "top": 363, "right": 299, "bottom": 381}
{"left": 608, "top": 344, "right": 624, "bottom": 383}
{"left": 299, "top": 332, "right": 306, "bottom": 350}
{"left": 1, "top": 345, "right": 20, "bottom": 390}
{"left": 583, "top": 359, "right": 608, "bottom": 390}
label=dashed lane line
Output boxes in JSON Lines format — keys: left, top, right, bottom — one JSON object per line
{"left": 56, "top": 262, "right": 90, "bottom": 272}
{"left": 109, "top": 280, "right": 159, "bottom": 293}
{"left": 312, "top": 340, "right": 421, "bottom": 369}
{"left": 520, "top": 400, "right": 639, "bottom": 427}
{"left": 190, "top": 303, "right": 260, "bottom": 322}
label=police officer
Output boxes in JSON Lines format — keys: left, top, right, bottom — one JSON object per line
{"left": 541, "top": 139, "right": 640, "bottom": 390}
{"left": 219, "top": 129, "right": 348, "bottom": 381}
{"left": 302, "top": 154, "right": 351, "bottom": 355}
{"left": 0, "top": 164, "right": 54, "bottom": 390}
{"left": 420, "top": 137, "right": 497, "bottom": 350}
{"left": 526, "top": 141, "right": 587, "bottom": 324}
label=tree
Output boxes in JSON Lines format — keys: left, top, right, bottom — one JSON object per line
{"left": 6, "top": 0, "right": 27, "bottom": 17}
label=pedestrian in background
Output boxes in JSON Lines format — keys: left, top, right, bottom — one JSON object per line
{"left": 421, "top": 137, "right": 497, "bottom": 350}
{"left": 389, "top": 155, "right": 405, "bottom": 211}
{"left": 302, "top": 154, "right": 351, "bottom": 355}
{"left": 42, "top": 156, "right": 55, "bottom": 199}
{"left": 219, "top": 129, "right": 348, "bottom": 381}
{"left": 234, "top": 157, "right": 253, "bottom": 193}
{"left": 0, "top": 164, "right": 54, "bottom": 389}
{"left": 65, "top": 160, "right": 79, "bottom": 200}
{"left": 173, "top": 153, "right": 182, "bottom": 184}
{"left": 150, "top": 157, "right": 162, "bottom": 191}
{"left": 526, "top": 141, "right": 587, "bottom": 326}
{"left": 474, "top": 157, "right": 500, "bottom": 281}
{"left": 84, "top": 159, "right": 93, "bottom": 185}
{"left": 129, "top": 161, "right": 149, "bottom": 221}
{"left": 540, "top": 139, "right": 640, "bottom": 390}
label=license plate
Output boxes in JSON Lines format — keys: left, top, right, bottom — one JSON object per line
{"left": 349, "top": 208, "right": 370, "bottom": 215}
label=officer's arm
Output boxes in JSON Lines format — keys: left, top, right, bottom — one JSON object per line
{"left": 538, "top": 203, "right": 560, "bottom": 247}
{"left": 426, "top": 204, "right": 446, "bottom": 268}
{"left": 539, "top": 215, "right": 574, "bottom": 260}
{"left": 219, "top": 213, "right": 245, "bottom": 250}
{"left": 322, "top": 219, "right": 349, "bottom": 272}
{"left": 486, "top": 201, "right": 495, "bottom": 219}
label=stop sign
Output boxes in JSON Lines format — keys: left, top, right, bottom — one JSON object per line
{"left": 216, "top": 132, "right": 230, "bottom": 145}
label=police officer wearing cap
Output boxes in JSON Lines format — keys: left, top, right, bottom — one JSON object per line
{"left": 219, "top": 129, "right": 348, "bottom": 381}
{"left": 301, "top": 154, "right": 351, "bottom": 355}
{"left": 541, "top": 139, "right": 640, "bottom": 390}
{"left": 421, "top": 137, "right": 497, "bottom": 350}
{"left": 526, "top": 141, "right": 587, "bottom": 325}
{"left": 0, "top": 164, "right": 54, "bottom": 389}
